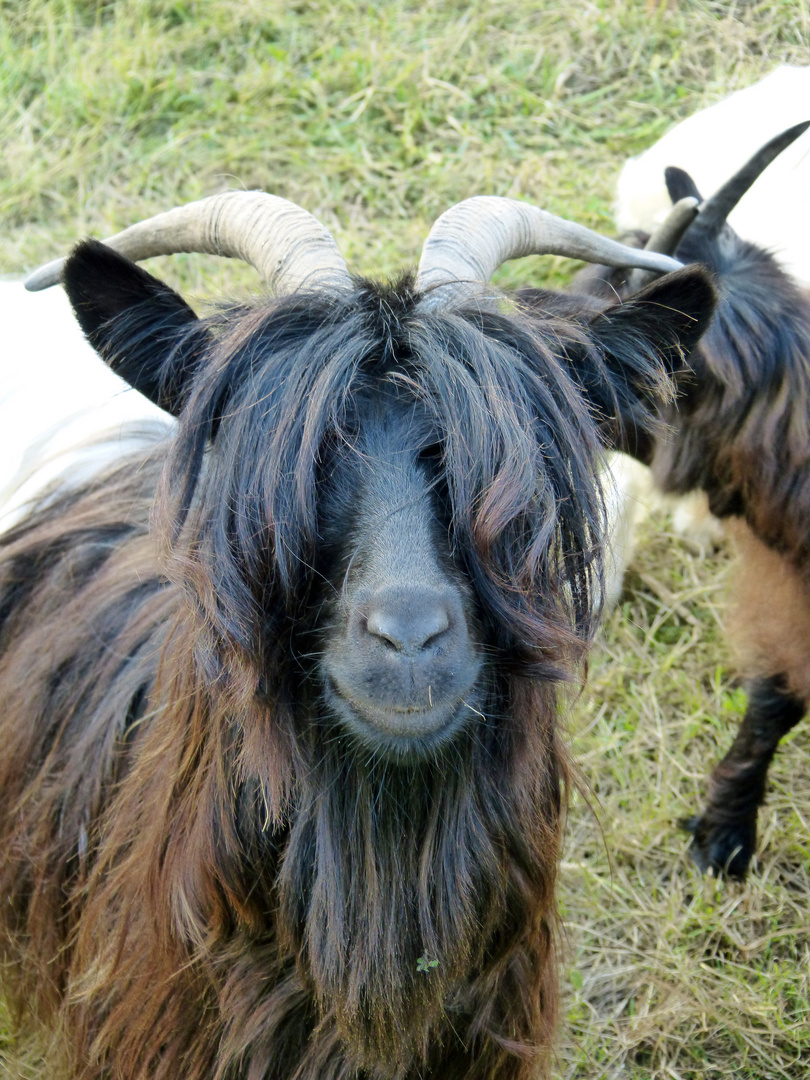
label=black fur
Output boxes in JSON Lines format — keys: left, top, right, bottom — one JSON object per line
{"left": 683, "top": 675, "right": 805, "bottom": 878}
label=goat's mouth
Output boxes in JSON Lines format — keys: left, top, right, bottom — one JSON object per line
{"left": 324, "top": 678, "right": 478, "bottom": 759}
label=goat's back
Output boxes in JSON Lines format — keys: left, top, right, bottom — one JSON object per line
{"left": 616, "top": 65, "right": 810, "bottom": 286}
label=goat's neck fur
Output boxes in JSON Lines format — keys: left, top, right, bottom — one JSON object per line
{"left": 79, "top": 657, "right": 564, "bottom": 1080}
{"left": 650, "top": 235, "right": 810, "bottom": 566}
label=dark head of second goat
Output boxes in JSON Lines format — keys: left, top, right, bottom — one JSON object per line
{"left": 0, "top": 193, "right": 714, "bottom": 1079}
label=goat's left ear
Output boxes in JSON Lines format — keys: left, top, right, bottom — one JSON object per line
{"left": 62, "top": 238, "right": 208, "bottom": 417}
{"left": 579, "top": 265, "right": 717, "bottom": 460}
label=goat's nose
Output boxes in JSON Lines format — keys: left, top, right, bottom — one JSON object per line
{"left": 365, "top": 589, "right": 453, "bottom": 655}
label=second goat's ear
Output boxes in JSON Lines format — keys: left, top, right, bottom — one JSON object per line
{"left": 62, "top": 239, "right": 208, "bottom": 417}
{"left": 579, "top": 266, "right": 717, "bottom": 461}
{"left": 594, "top": 264, "right": 717, "bottom": 373}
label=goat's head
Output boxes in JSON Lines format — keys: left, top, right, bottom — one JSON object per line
{"left": 25, "top": 194, "right": 715, "bottom": 1072}
{"left": 47, "top": 194, "right": 715, "bottom": 762}
{"left": 570, "top": 121, "right": 810, "bottom": 532}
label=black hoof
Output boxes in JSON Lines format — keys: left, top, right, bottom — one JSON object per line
{"left": 679, "top": 813, "right": 755, "bottom": 879}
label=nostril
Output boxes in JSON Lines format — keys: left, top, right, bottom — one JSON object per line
{"left": 365, "top": 592, "right": 453, "bottom": 655}
{"left": 421, "top": 621, "right": 450, "bottom": 649}
{"left": 373, "top": 624, "right": 405, "bottom": 652}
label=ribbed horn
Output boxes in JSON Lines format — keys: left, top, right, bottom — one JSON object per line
{"left": 666, "top": 120, "right": 810, "bottom": 240}
{"left": 415, "top": 196, "right": 683, "bottom": 309}
{"left": 627, "top": 196, "right": 700, "bottom": 291}
{"left": 24, "top": 191, "right": 352, "bottom": 294}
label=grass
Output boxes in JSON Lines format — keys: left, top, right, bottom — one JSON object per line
{"left": 1, "top": 1, "right": 809, "bottom": 1077}
{"left": 560, "top": 514, "right": 810, "bottom": 1078}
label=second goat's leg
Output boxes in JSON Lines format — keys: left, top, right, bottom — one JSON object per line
{"left": 685, "top": 674, "right": 805, "bottom": 877}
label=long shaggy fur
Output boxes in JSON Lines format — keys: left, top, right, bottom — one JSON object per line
{"left": 0, "top": 251, "right": 713, "bottom": 1077}
{"left": 649, "top": 236, "right": 810, "bottom": 562}
{"left": 660, "top": 229, "right": 810, "bottom": 876}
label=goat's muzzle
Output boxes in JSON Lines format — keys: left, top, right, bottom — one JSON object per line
{"left": 324, "top": 581, "right": 483, "bottom": 754}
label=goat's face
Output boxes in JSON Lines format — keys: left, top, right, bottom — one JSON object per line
{"left": 63, "top": 241, "right": 714, "bottom": 764}
{"left": 315, "top": 393, "right": 484, "bottom": 758}
{"left": 177, "top": 285, "right": 610, "bottom": 767}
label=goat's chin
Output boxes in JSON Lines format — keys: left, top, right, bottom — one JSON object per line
{"left": 279, "top": 719, "right": 497, "bottom": 1075}
{"left": 322, "top": 679, "right": 477, "bottom": 760}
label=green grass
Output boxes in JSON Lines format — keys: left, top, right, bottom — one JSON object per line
{"left": 1, "top": 1, "right": 810, "bottom": 1077}
{"left": 2, "top": 0, "right": 809, "bottom": 286}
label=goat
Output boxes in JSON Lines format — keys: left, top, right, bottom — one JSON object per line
{"left": 576, "top": 119, "right": 810, "bottom": 878}
{"left": 0, "top": 192, "right": 714, "bottom": 1078}
{"left": 595, "top": 67, "right": 810, "bottom": 560}
{"left": 0, "top": 280, "right": 168, "bottom": 528}
{"left": 616, "top": 64, "right": 810, "bottom": 288}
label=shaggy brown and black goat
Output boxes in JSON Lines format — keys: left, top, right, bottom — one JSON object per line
{"left": 0, "top": 193, "right": 714, "bottom": 1079}
{"left": 577, "top": 121, "right": 810, "bottom": 879}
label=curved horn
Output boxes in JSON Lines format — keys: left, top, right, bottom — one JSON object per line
{"left": 666, "top": 119, "right": 810, "bottom": 241}
{"left": 627, "top": 196, "right": 700, "bottom": 291}
{"left": 415, "top": 196, "right": 684, "bottom": 309}
{"left": 24, "top": 191, "right": 352, "bottom": 294}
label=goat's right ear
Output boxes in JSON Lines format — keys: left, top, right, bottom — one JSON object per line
{"left": 62, "top": 239, "right": 207, "bottom": 417}
{"left": 581, "top": 265, "right": 717, "bottom": 460}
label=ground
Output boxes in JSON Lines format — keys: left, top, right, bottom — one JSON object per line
{"left": 1, "top": 2, "right": 809, "bottom": 1077}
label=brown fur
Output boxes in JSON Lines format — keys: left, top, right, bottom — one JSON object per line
{"left": 0, "top": 440, "right": 567, "bottom": 1080}
{"left": 726, "top": 518, "right": 810, "bottom": 701}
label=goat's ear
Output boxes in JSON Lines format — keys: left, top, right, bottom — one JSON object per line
{"left": 62, "top": 238, "right": 206, "bottom": 417}
{"left": 580, "top": 265, "right": 717, "bottom": 460}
